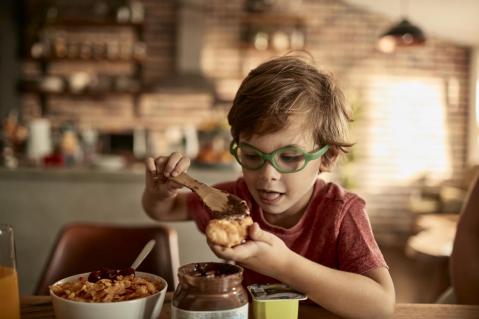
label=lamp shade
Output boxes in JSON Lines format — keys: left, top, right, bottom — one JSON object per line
{"left": 377, "top": 18, "right": 426, "bottom": 53}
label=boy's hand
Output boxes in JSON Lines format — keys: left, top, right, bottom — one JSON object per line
{"left": 209, "top": 223, "right": 292, "bottom": 279}
{"left": 144, "top": 152, "right": 191, "bottom": 198}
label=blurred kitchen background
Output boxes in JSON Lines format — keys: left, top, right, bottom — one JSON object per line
{"left": 1, "top": 0, "right": 478, "bottom": 302}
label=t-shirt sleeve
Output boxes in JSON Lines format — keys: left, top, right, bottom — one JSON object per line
{"left": 337, "top": 197, "right": 388, "bottom": 274}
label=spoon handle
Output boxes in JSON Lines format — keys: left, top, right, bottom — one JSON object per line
{"left": 131, "top": 239, "right": 156, "bottom": 270}
{"left": 170, "top": 173, "right": 212, "bottom": 198}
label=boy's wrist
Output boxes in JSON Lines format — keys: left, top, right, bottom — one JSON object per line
{"left": 145, "top": 187, "right": 177, "bottom": 201}
{"left": 271, "top": 249, "right": 296, "bottom": 280}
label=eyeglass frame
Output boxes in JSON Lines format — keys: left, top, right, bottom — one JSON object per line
{"left": 229, "top": 141, "right": 330, "bottom": 173}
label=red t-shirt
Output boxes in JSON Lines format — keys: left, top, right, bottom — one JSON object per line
{"left": 186, "top": 177, "right": 387, "bottom": 288}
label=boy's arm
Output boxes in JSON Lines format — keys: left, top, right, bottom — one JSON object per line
{"left": 211, "top": 223, "right": 395, "bottom": 319}
{"left": 279, "top": 251, "right": 395, "bottom": 319}
{"left": 451, "top": 172, "right": 479, "bottom": 304}
{"left": 142, "top": 187, "right": 189, "bottom": 221}
{"left": 142, "top": 155, "right": 191, "bottom": 221}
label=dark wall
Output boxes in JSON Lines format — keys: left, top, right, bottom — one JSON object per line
{"left": 0, "top": 0, "right": 20, "bottom": 120}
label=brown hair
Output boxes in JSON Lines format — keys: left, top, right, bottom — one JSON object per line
{"left": 228, "top": 54, "right": 353, "bottom": 170}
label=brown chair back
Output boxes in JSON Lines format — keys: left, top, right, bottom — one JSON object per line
{"left": 35, "top": 223, "right": 180, "bottom": 295}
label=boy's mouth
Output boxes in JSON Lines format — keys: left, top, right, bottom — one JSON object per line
{"left": 257, "top": 189, "right": 284, "bottom": 203}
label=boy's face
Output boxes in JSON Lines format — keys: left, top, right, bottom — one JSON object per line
{"left": 239, "top": 114, "right": 322, "bottom": 224}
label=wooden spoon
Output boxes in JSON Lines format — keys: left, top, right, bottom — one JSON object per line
{"left": 170, "top": 172, "right": 249, "bottom": 217}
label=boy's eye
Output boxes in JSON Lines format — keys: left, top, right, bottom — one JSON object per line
{"left": 278, "top": 148, "right": 305, "bottom": 163}
{"left": 279, "top": 154, "right": 304, "bottom": 163}
{"left": 243, "top": 153, "right": 261, "bottom": 161}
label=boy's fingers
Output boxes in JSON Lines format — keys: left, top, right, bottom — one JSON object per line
{"left": 145, "top": 157, "right": 156, "bottom": 175}
{"left": 154, "top": 157, "right": 168, "bottom": 176}
{"left": 211, "top": 244, "right": 237, "bottom": 260}
{"left": 165, "top": 180, "right": 183, "bottom": 191}
{"left": 249, "top": 223, "right": 275, "bottom": 245}
{"left": 171, "top": 156, "right": 190, "bottom": 177}
{"left": 208, "top": 239, "right": 256, "bottom": 262}
{"left": 145, "top": 157, "right": 165, "bottom": 187}
{"left": 163, "top": 152, "right": 183, "bottom": 176}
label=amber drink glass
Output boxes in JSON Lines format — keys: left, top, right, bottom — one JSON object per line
{"left": 0, "top": 224, "right": 20, "bottom": 319}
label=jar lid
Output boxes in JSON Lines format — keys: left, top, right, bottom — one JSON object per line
{"left": 180, "top": 262, "right": 242, "bottom": 277}
{"left": 247, "top": 283, "right": 307, "bottom": 301}
{"left": 178, "top": 262, "right": 244, "bottom": 287}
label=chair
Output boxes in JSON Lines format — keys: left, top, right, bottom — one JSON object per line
{"left": 35, "top": 223, "right": 180, "bottom": 295}
{"left": 436, "top": 287, "right": 456, "bottom": 304}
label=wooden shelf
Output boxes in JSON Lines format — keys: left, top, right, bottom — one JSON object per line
{"left": 19, "top": 87, "right": 143, "bottom": 98}
{"left": 42, "top": 19, "right": 143, "bottom": 28}
{"left": 238, "top": 43, "right": 297, "bottom": 52}
{"left": 21, "top": 10, "right": 146, "bottom": 118}
{"left": 240, "top": 13, "right": 305, "bottom": 26}
{"left": 25, "top": 56, "right": 145, "bottom": 63}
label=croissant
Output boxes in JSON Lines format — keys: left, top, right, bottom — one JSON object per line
{"left": 206, "top": 215, "right": 253, "bottom": 248}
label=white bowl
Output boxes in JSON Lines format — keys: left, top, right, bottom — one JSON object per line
{"left": 50, "top": 272, "right": 167, "bottom": 319}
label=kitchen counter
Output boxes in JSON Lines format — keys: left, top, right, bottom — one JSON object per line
{"left": 0, "top": 166, "right": 240, "bottom": 294}
{"left": 0, "top": 165, "right": 238, "bottom": 182}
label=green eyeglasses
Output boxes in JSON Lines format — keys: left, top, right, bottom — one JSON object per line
{"left": 230, "top": 141, "right": 329, "bottom": 174}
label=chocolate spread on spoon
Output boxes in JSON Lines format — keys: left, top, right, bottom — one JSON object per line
{"left": 211, "top": 194, "right": 249, "bottom": 218}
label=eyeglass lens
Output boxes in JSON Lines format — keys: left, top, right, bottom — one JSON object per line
{"left": 236, "top": 145, "right": 307, "bottom": 172}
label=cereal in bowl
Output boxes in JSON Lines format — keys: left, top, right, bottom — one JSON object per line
{"left": 50, "top": 267, "right": 164, "bottom": 302}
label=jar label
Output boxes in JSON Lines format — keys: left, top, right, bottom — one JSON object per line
{"left": 171, "top": 304, "right": 248, "bottom": 319}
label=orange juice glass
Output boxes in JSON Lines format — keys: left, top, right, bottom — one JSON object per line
{"left": 0, "top": 225, "right": 20, "bottom": 319}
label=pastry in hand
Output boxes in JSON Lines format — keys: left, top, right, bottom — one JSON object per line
{"left": 206, "top": 215, "right": 253, "bottom": 248}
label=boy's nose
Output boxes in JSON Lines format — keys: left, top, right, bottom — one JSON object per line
{"left": 258, "top": 161, "right": 281, "bottom": 181}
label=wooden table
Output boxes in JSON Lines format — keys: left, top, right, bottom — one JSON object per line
{"left": 21, "top": 293, "right": 479, "bottom": 319}
{"left": 406, "top": 214, "right": 459, "bottom": 259}
{"left": 405, "top": 214, "right": 460, "bottom": 301}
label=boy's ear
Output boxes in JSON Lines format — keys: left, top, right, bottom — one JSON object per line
{"left": 319, "top": 161, "right": 330, "bottom": 173}
{"left": 319, "top": 146, "right": 339, "bottom": 172}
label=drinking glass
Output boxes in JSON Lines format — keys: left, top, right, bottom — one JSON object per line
{"left": 0, "top": 224, "right": 20, "bottom": 319}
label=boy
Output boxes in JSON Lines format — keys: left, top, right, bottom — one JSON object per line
{"left": 142, "top": 55, "right": 395, "bottom": 318}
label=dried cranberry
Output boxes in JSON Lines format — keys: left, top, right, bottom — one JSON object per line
{"left": 110, "top": 269, "right": 120, "bottom": 280}
{"left": 88, "top": 266, "right": 135, "bottom": 283}
{"left": 119, "top": 267, "right": 135, "bottom": 277}
{"left": 88, "top": 270, "right": 102, "bottom": 283}
{"left": 98, "top": 267, "right": 112, "bottom": 280}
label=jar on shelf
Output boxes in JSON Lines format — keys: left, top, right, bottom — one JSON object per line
{"left": 129, "top": 1, "right": 144, "bottom": 23}
{"left": 172, "top": 262, "right": 249, "bottom": 318}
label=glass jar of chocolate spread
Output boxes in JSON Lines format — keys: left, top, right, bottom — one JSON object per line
{"left": 172, "top": 262, "right": 249, "bottom": 318}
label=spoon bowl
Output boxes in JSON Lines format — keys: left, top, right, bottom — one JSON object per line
{"left": 170, "top": 172, "right": 249, "bottom": 217}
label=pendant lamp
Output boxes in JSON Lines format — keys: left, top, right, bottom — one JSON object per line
{"left": 377, "top": 0, "right": 426, "bottom": 53}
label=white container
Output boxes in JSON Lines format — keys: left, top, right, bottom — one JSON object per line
{"left": 26, "top": 118, "right": 52, "bottom": 164}
{"left": 50, "top": 272, "right": 167, "bottom": 319}
{"left": 183, "top": 125, "right": 199, "bottom": 158}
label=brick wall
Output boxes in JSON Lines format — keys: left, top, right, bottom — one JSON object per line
{"left": 20, "top": 0, "right": 471, "bottom": 240}
{"left": 191, "top": 0, "right": 471, "bottom": 240}
{"left": 142, "top": 0, "right": 177, "bottom": 83}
